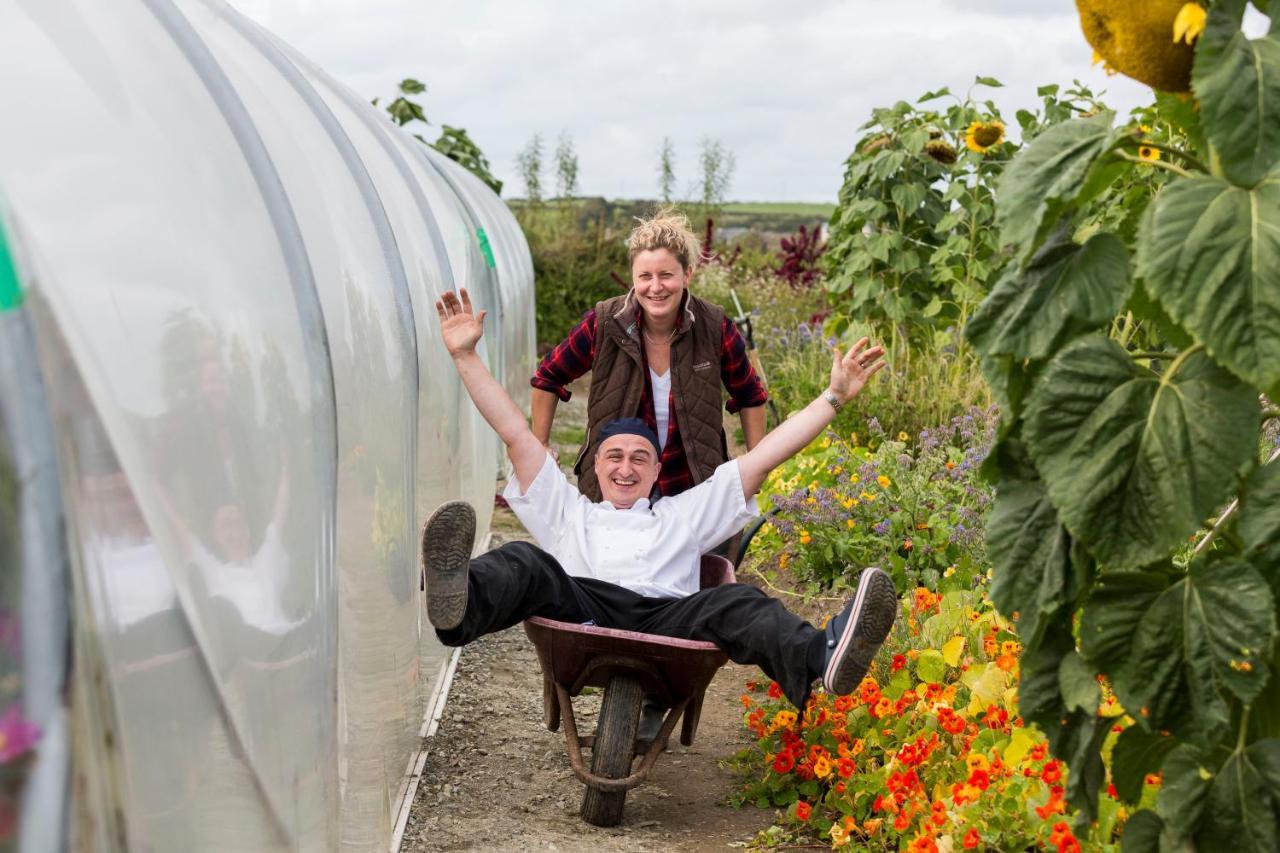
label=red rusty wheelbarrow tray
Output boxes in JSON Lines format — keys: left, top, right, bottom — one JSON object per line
{"left": 522, "top": 555, "right": 734, "bottom": 826}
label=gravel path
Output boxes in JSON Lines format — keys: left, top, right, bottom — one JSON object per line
{"left": 400, "top": 382, "right": 776, "bottom": 852}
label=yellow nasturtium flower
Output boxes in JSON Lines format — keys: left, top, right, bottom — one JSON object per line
{"left": 877, "top": 475, "right": 892, "bottom": 488}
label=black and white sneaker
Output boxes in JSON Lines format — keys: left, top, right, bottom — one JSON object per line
{"left": 822, "top": 568, "right": 899, "bottom": 695}
{"left": 421, "top": 501, "right": 475, "bottom": 630}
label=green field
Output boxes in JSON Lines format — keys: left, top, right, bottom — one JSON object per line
{"left": 722, "top": 201, "right": 836, "bottom": 218}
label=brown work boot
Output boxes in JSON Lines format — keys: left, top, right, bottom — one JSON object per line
{"left": 421, "top": 501, "right": 475, "bottom": 630}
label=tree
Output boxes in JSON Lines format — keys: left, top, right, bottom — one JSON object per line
{"left": 553, "top": 132, "right": 579, "bottom": 199}
{"left": 373, "top": 78, "right": 502, "bottom": 194}
{"left": 698, "top": 137, "right": 735, "bottom": 215}
{"left": 516, "top": 134, "right": 544, "bottom": 204}
{"left": 658, "top": 137, "right": 676, "bottom": 203}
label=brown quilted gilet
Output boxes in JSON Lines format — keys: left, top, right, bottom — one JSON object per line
{"left": 573, "top": 292, "right": 728, "bottom": 501}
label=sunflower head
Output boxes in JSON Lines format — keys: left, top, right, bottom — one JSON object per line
{"left": 924, "top": 139, "right": 958, "bottom": 165}
{"left": 862, "top": 133, "right": 893, "bottom": 154}
{"left": 1138, "top": 145, "right": 1162, "bottom": 162}
{"left": 1076, "top": 0, "right": 1195, "bottom": 93}
{"left": 965, "top": 120, "right": 1006, "bottom": 154}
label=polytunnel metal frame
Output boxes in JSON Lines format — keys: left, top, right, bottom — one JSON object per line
{"left": 0, "top": 0, "right": 535, "bottom": 849}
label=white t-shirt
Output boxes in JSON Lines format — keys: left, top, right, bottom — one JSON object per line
{"left": 649, "top": 368, "right": 671, "bottom": 451}
{"left": 502, "top": 454, "right": 759, "bottom": 598}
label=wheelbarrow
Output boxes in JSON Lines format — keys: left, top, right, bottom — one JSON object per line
{"left": 522, "top": 554, "right": 735, "bottom": 827}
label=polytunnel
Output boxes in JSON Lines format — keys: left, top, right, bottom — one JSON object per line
{"left": 0, "top": 0, "right": 535, "bottom": 850}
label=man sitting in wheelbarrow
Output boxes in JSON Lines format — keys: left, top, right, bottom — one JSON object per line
{"left": 425, "top": 288, "right": 898, "bottom": 712}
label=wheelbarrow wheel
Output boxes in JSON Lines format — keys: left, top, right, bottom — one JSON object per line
{"left": 580, "top": 673, "right": 643, "bottom": 827}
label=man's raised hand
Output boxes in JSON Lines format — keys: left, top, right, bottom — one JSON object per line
{"left": 435, "top": 288, "right": 487, "bottom": 358}
{"left": 828, "top": 337, "right": 886, "bottom": 405}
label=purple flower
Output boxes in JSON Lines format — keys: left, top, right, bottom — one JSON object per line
{"left": 867, "top": 417, "right": 884, "bottom": 437}
{"left": 873, "top": 519, "right": 890, "bottom": 535}
{"left": 0, "top": 705, "right": 41, "bottom": 762}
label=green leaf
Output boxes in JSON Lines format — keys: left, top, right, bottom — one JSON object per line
{"left": 987, "top": 477, "right": 1070, "bottom": 650}
{"left": 1158, "top": 744, "right": 1214, "bottom": 838}
{"left": 1017, "top": 623, "right": 1073, "bottom": 723}
{"left": 1240, "top": 460, "right": 1280, "bottom": 595}
{"left": 1058, "top": 651, "right": 1099, "bottom": 715}
{"left": 1114, "top": 559, "right": 1275, "bottom": 741}
{"left": 399, "top": 78, "right": 426, "bottom": 95}
{"left": 1112, "top": 728, "right": 1179, "bottom": 805}
{"left": 1137, "top": 169, "right": 1280, "bottom": 391}
{"left": 1023, "top": 337, "right": 1260, "bottom": 567}
{"left": 974, "top": 75, "right": 1004, "bottom": 88}
{"left": 1203, "top": 740, "right": 1280, "bottom": 852}
{"left": 996, "top": 112, "right": 1120, "bottom": 264}
{"left": 966, "top": 230, "right": 1131, "bottom": 360}
{"left": 1079, "top": 571, "right": 1170, "bottom": 675}
{"left": 890, "top": 182, "right": 927, "bottom": 212}
{"left": 915, "top": 649, "right": 946, "bottom": 684}
{"left": 1192, "top": 1, "right": 1280, "bottom": 187}
{"left": 1120, "top": 810, "right": 1164, "bottom": 853}
{"left": 917, "top": 87, "right": 952, "bottom": 102}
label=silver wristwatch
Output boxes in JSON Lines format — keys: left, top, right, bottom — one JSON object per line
{"left": 821, "top": 389, "right": 843, "bottom": 411}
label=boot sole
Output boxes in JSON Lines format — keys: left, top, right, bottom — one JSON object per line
{"left": 824, "top": 568, "right": 898, "bottom": 695}
{"left": 422, "top": 501, "right": 475, "bottom": 630}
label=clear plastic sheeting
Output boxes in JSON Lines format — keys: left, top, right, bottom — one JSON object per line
{"left": 0, "top": 0, "right": 534, "bottom": 850}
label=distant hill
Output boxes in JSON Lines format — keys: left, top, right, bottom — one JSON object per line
{"left": 506, "top": 197, "right": 834, "bottom": 243}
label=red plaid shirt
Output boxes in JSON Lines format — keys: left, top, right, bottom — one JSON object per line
{"left": 532, "top": 302, "right": 768, "bottom": 497}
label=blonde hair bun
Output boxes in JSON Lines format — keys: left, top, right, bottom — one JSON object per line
{"left": 627, "top": 206, "right": 702, "bottom": 271}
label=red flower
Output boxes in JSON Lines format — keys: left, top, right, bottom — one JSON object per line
{"left": 768, "top": 681, "right": 783, "bottom": 699}
{"left": 963, "top": 828, "right": 981, "bottom": 849}
{"left": 892, "top": 654, "right": 907, "bottom": 673}
{"left": 795, "top": 801, "right": 812, "bottom": 821}
{"left": 967, "top": 769, "right": 990, "bottom": 791}
{"left": 837, "top": 757, "right": 856, "bottom": 779}
{"left": 1041, "top": 760, "right": 1063, "bottom": 784}
{"left": 773, "top": 751, "right": 795, "bottom": 774}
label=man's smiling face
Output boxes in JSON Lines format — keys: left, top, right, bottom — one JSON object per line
{"left": 594, "top": 433, "right": 660, "bottom": 509}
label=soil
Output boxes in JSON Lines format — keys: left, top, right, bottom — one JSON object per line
{"left": 400, "top": 381, "right": 783, "bottom": 852}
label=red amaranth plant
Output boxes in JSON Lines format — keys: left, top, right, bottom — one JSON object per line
{"left": 775, "top": 223, "right": 825, "bottom": 289}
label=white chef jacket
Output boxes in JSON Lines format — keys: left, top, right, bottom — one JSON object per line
{"left": 502, "top": 452, "right": 759, "bottom": 598}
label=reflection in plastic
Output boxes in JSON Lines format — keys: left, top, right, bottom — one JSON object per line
{"left": 0, "top": 1, "right": 534, "bottom": 849}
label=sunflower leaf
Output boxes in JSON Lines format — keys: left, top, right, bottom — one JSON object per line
{"left": 1136, "top": 168, "right": 1280, "bottom": 391}
{"left": 1112, "top": 727, "right": 1179, "bottom": 806}
{"left": 1193, "top": 0, "right": 1280, "bottom": 187}
{"left": 1023, "top": 336, "right": 1259, "bottom": 568}
{"left": 996, "top": 111, "right": 1120, "bottom": 266}
{"left": 1119, "top": 810, "right": 1164, "bottom": 853}
{"left": 1109, "top": 558, "right": 1275, "bottom": 743}
{"left": 986, "top": 476, "right": 1070, "bottom": 651}
{"left": 1239, "top": 461, "right": 1280, "bottom": 597}
{"left": 1201, "top": 739, "right": 1280, "bottom": 852}
{"left": 1157, "top": 744, "right": 1215, "bottom": 838}
{"left": 966, "top": 229, "right": 1131, "bottom": 360}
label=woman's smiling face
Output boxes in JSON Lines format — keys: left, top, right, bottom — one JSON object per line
{"left": 631, "top": 248, "right": 690, "bottom": 327}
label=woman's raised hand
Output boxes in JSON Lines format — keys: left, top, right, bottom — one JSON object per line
{"left": 827, "top": 337, "right": 886, "bottom": 404}
{"left": 435, "top": 288, "right": 487, "bottom": 357}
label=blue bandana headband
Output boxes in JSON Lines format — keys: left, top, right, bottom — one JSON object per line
{"left": 596, "top": 417, "right": 661, "bottom": 458}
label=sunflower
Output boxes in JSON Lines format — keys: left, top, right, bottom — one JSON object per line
{"left": 1076, "top": 0, "right": 1195, "bottom": 93}
{"left": 924, "top": 139, "right": 958, "bottom": 164}
{"left": 1172, "top": 3, "right": 1207, "bottom": 46}
{"left": 964, "top": 120, "right": 1006, "bottom": 154}
{"left": 1138, "top": 145, "right": 1162, "bottom": 162}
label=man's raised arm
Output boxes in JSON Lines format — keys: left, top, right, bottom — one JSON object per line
{"left": 435, "top": 289, "right": 547, "bottom": 490}
{"left": 735, "top": 338, "right": 885, "bottom": 499}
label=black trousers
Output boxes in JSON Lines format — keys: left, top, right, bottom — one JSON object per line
{"left": 435, "top": 541, "right": 825, "bottom": 708}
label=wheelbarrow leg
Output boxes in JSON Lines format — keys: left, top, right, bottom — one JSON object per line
{"left": 542, "top": 673, "right": 560, "bottom": 732}
{"left": 580, "top": 673, "right": 642, "bottom": 827}
{"left": 680, "top": 692, "right": 705, "bottom": 747}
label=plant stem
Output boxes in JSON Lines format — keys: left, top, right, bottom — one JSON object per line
{"left": 1238, "top": 706, "right": 1251, "bottom": 753}
{"left": 1115, "top": 152, "right": 1193, "bottom": 179}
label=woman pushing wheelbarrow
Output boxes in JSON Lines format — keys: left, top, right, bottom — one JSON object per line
{"left": 424, "top": 286, "right": 898, "bottom": 825}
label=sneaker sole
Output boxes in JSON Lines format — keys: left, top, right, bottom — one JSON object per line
{"left": 824, "top": 568, "right": 898, "bottom": 694}
{"left": 422, "top": 501, "right": 475, "bottom": 630}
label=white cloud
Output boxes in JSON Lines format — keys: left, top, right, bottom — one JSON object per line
{"left": 233, "top": 0, "right": 1161, "bottom": 202}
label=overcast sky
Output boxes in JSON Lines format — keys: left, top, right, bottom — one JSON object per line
{"left": 232, "top": 0, "right": 1163, "bottom": 202}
